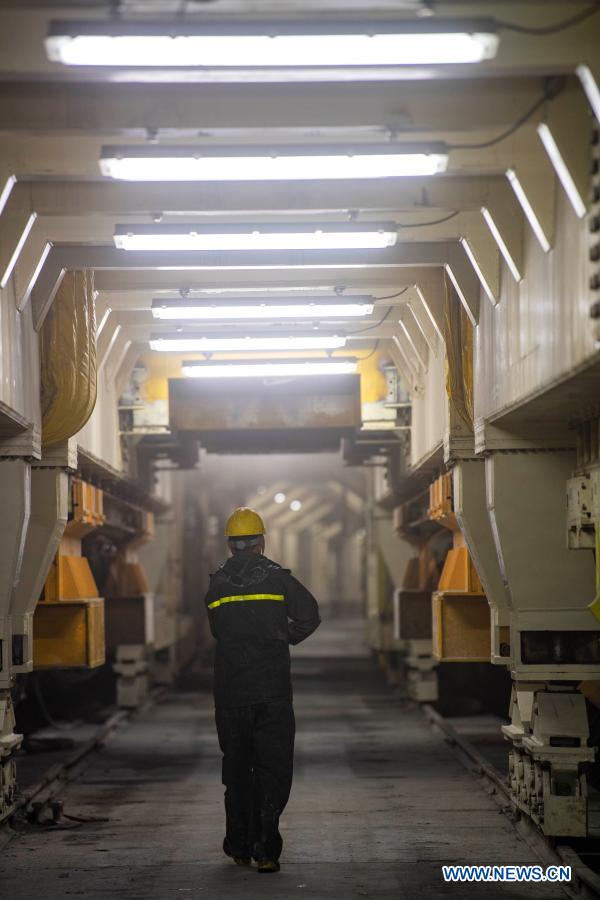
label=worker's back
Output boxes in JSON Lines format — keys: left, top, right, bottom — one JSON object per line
{"left": 205, "top": 550, "right": 320, "bottom": 708}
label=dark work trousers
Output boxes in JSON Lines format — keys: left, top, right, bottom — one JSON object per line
{"left": 215, "top": 700, "right": 295, "bottom": 862}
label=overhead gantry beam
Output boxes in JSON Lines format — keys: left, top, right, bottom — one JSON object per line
{"left": 18, "top": 176, "right": 505, "bottom": 218}
{"left": 27, "top": 242, "right": 482, "bottom": 332}
{"left": 0, "top": 78, "right": 566, "bottom": 136}
{"left": 2, "top": 175, "right": 505, "bottom": 307}
{"left": 11, "top": 213, "right": 502, "bottom": 313}
{"left": 1, "top": 175, "right": 531, "bottom": 315}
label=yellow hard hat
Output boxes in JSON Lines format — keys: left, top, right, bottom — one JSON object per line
{"left": 225, "top": 507, "right": 266, "bottom": 538}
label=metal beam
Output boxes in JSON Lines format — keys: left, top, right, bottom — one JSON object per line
{"left": 414, "top": 277, "right": 445, "bottom": 342}
{"left": 22, "top": 176, "right": 503, "bottom": 218}
{"left": 398, "top": 305, "right": 429, "bottom": 370}
{"left": 0, "top": 78, "right": 556, "bottom": 134}
{"left": 481, "top": 181, "right": 525, "bottom": 283}
{"left": 94, "top": 268, "right": 421, "bottom": 294}
{"left": 389, "top": 335, "right": 421, "bottom": 393}
{"left": 460, "top": 213, "right": 501, "bottom": 306}
{"left": 29, "top": 242, "right": 480, "bottom": 331}
{"left": 443, "top": 243, "right": 481, "bottom": 325}
{"left": 284, "top": 503, "right": 335, "bottom": 533}
{"left": 0, "top": 186, "right": 36, "bottom": 289}
{"left": 0, "top": 171, "right": 16, "bottom": 216}
{"left": 404, "top": 286, "right": 440, "bottom": 357}
{"left": 538, "top": 83, "right": 593, "bottom": 220}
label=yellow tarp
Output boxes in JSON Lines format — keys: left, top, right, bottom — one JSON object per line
{"left": 41, "top": 270, "right": 97, "bottom": 446}
{"left": 443, "top": 274, "right": 473, "bottom": 430}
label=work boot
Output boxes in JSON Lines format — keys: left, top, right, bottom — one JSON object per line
{"left": 257, "top": 859, "right": 280, "bottom": 874}
{"left": 223, "top": 837, "right": 251, "bottom": 867}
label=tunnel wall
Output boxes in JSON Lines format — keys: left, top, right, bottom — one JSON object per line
{"left": 410, "top": 341, "right": 446, "bottom": 469}
{"left": 0, "top": 277, "right": 40, "bottom": 434}
{"left": 475, "top": 187, "right": 596, "bottom": 421}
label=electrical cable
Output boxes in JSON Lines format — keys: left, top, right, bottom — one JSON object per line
{"left": 347, "top": 305, "right": 394, "bottom": 336}
{"left": 345, "top": 287, "right": 410, "bottom": 336}
{"left": 358, "top": 340, "right": 380, "bottom": 361}
{"left": 448, "top": 77, "right": 565, "bottom": 151}
{"left": 398, "top": 211, "right": 459, "bottom": 228}
{"left": 495, "top": 2, "right": 600, "bottom": 35}
{"left": 372, "top": 286, "right": 410, "bottom": 303}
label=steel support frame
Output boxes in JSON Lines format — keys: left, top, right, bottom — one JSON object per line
{"left": 26, "top": 242, "right": 484, "bottom": 332}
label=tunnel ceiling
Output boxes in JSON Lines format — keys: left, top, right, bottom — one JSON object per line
{"left": 0, "top": 1, "right": 598, "bottom": 445}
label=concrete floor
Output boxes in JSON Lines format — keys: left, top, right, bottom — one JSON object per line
{"left": 1, "top": 657, "right": 567, "bottom": 900}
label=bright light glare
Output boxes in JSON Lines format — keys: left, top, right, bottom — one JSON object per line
{"left": 47, "top": 32, "right": 498, "bottom": 68}
{"left": 101, "top": 152, "right": 447, "bottom": 181}
{"left": 537, "top": 124, "right": 587, "bottom": 220}
{"left": 150, "top": 335, "right": 347, "bottom": 352}
{"left": 460, "top": 237, "right": 497, "bottom": 306}
{"left": 444, "top": 263, "right": 477, "bottom": 326}
{"left": 274, "top": 492, "right": 286, "bottom": 504}
{"left": 576, "top": 65, "right": 600, "bottom": 128}
{"left": 115, "top": 230, "right": 397, "bottom": 251}
{"left": 290, "top": 500, "right": 302, "bottom": 511}
{"left": 151, "top": 301, "right": 373, "bottom": 320}
{"left": 0, "top": 175, "right": 16, "bottom": 218}
{"left": 0, "top": 213, "right": 37, "bottom": 289}
{"left": 182, "top": 360, "right": 358, "bottom": 378}
{"left": 481, "top": 207, "right": 522, "bottom": 283}
{"left": 506, "top": 168, "right": 551, "bottom": 254}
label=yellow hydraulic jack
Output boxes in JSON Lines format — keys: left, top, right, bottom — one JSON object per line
{"left": 33, "top": 478, "right": 105, "bottom": 669}
{"left": 428, "top": 474, "right": 491, "bottom": 662}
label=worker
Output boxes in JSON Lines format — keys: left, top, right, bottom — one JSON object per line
{"left": 204, "top": 506, "right": 321, "bottom": 874}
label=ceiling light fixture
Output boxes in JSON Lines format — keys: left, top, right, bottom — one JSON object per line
{"left": 181, "top": 359, "right": 358, "bottom": 378}
{"left": 114, "top": 223, "right": 398, "bottom": 252}
{"left": 150, "top": 335, "right": 347, "bottom": 352}
{"left": 47, "top": 20, "right": 498, "bottom": 68}
{"left": 100, "top": 143, "right": 448, "bottom": 181}
{"left": 151, "top": 298, "right": 374, "bottom": 320}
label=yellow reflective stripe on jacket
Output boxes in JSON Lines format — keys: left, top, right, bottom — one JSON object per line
{"left": 207, "top": 593, "right": 285, "bottom": 610}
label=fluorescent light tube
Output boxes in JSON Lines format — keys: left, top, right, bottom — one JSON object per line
{"left": 182, "top": 360, "right": 358, "bottom": 378}
{"left": 100, "top": 144, "right": 448, "bottom": 180}
{"left": 150, "top": 335, "right": 347, "bottom": 352}
{"left": 46, "top": 20, "right": 498, "bottom": 68}
{"left": 537, "top": 123, "right": 587, "bottom": 220}
{"left": 151, "top": 298, "right": 373, "bottom": 320}
{"left": 506, "top": 168, "right": 551, "bottom": 254}
{"left": 481, "top": 206, "right": 522, "bottom": 282}
{"left": 114, "top": 224, "right": 397, "bottom": 252}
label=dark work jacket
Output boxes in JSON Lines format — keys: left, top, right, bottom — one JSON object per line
{"left": 204, "top": 552, "right": 320, "bottom": 708}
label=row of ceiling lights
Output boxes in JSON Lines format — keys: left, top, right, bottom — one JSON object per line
{"left": 43, "top": 17, "right": 494, "bottom": 379}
